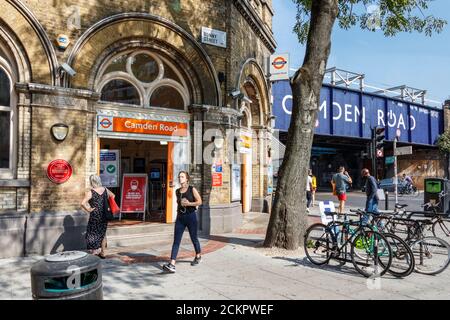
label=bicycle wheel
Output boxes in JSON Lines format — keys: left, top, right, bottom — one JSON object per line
{"left": 432, "top": 219, "right": 450, "bottom": 240}
{"left": 380, "top": 233, "right": 415, "bottom": 278}
{"left": 304, "top": 223, "right": 334, "bottom": 265}
{"left": 351, "top": 230, "right": 392, "bottom": 278}
{"left": 411, "top": 237, "right": 450, "bottom": 275}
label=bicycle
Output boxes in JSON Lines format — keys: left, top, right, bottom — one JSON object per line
{"left": 304, "top": 210, "right": 392, "bottom": 278}
{"left": 375, "top": 209, "right": 450, "bottom": 275}
{"left": 366, "top": 211, "right": 415, "bottom": 278}
{"left": 406, "top": 192, "right": 450, "bottom": 240}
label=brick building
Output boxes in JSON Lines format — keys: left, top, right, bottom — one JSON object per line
{"left": 0, "top": 0, "right": 276, "bottom": 258}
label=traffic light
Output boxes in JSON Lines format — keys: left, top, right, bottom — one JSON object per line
{"left": 372, "top": 126, "right": 385, "bottom": 158}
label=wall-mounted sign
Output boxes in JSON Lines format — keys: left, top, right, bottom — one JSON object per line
{"left": 240, "top": 131, "right": 252, "bottom": 154}
{"left": 97, "top": 116, "right": 188, "bottom": 137}
{"left": 267, "top": 165, "right": 274, "bottom": 194}
{"left": 231, "top": 164, "right": 241, "bottom": 201}
{"left": 56, "top": 34, "right": 70, "bottom": 50}
{"left": 201, "top": 27, "right": 227, "bottom": 48}
{"left": 47, "top": 159, "right": 73, "bottom": 184}
{"left": 120, "top": 174, "right": 148, "bottom": 213}
{"left": 269, "top": 53, "right": 290, "bottom": 81}
{"left": 212, "top": 173, "right": 223, "bottom": 187}
{"left": 213, "top": 159, "right": 223, "bottom": 173}
{"left": 100, "top": 150, "right": 120, "bottom": 187}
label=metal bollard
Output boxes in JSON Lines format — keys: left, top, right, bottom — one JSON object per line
{"left": 385, "top": 191, "right": 389, "bottom": 210}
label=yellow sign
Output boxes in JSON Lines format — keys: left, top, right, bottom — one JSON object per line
{"left": 240, "top": 131, "right": 252, "bottom": 154}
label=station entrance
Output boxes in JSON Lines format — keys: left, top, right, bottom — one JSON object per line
{"left": 99, "top": 138, "right": 171, "bottom": 223}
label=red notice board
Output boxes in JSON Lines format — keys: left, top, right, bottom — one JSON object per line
{"left": 120, "top": 174, "right": 148, "bottom": 213}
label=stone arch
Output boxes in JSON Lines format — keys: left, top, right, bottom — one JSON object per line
{"left": 86, "top": 39, "right": 202, "bottom": 107}
{"left": 237, "top": 58, "right": 270, "bottom": 125}
{"left": 0, "top": 0, "right": 58, "bottom": 85}
{"left": 237, "top": 59, "right": 271, "bottom": 211}
{"left": 67, "top": 13, "right": 221, "bottom": 106}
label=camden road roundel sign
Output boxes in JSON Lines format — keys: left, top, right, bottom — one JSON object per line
{"left": 47, "top": 159, "right": 73, "bottom": 184}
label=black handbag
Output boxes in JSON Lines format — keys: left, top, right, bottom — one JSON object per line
{"left": 103, "top": 190, "right": 115, "bottom": 221}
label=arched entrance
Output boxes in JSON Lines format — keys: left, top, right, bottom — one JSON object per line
{"left": 67, "top": 13, "right": 222, "bottom": 224}
{"left": 237, "top": 59, "right": 271, "bottom": 213}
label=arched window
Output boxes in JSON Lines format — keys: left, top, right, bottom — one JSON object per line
{"left": 98, "top": 50, "right": 189, "bottom": 110}
{"left": 101, "top": 79, "right": 141, "bottom": 105}
{"left": 0, "top": 45, "right": 16, "bottom": 179}
{"left": 150, "top": 85, "right": 185, "bottom": 111}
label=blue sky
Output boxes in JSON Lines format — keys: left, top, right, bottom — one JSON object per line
{"left": 273, "top": 0, "right": 450, "bottom": 104}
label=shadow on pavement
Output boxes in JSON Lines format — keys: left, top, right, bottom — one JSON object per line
{"left": 271, "top": 256, "right": 367, "bottom": 278}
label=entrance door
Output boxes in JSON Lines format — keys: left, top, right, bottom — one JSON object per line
{"left": 148, "top": 161, "right": 167, "bottom": 221}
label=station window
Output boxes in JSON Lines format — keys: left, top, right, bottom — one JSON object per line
{"left": 0, "top": 47, "right": 16, "bottom": 178}
{"left": 98, "top": 50, "right": 189, "bottom": 110}
{"left": 150, "top": 86, "right": 184, "bottom": 110}
{"left": 101, "top": 79, "right": 141, "bottom": 105}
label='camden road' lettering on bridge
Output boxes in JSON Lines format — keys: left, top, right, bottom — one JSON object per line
{"left": 273, "top": 81, "right": 442, "bottom": 146}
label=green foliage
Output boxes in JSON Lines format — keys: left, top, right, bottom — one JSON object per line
{"left": 293, "top": 0, "right": 447, "bottom": 44}
{"left": 437, "top": 130, "right": 450, "bottom": 154}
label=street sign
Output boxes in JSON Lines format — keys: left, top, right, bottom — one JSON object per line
{"left": 385, "top": 156, "right": 395, "bottom": 165}
{"left": 394, "top": 146, "right": 413, "bottom": 156}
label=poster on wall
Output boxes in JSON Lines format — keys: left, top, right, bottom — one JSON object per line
{"left": 240, "top": 131, "right": 252, "bottom": 154}
{"left": 212, "top": 173, "right": 223, "bottom": 187}
{"left": 267, "top": 165, "right": 274, "bottom": 194}
{"left": 100, "top": 149, "right": 120, "bottom": 187}
{"left": 120, "top": 174, "right": 148, "bottom": 215}
{"left": 231, "top": 164, "right": 241, "bottom": 201}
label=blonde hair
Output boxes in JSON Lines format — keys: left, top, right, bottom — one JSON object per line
{"left": 89, "top": 175, "right": 103, "bottom": 188}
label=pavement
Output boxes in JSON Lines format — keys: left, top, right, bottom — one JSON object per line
{"left": 1, "top": 194, "right": 450, "bottom": 300}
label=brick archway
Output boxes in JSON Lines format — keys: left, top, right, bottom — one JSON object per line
{"left": 0, "top": 0, "right": 58, "bottom": 85}
{"left": 67, "top": 13, "right": 221, "bottom": 107}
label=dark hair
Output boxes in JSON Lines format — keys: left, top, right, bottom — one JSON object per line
{"left": 178, "top": 171, "right": 190, "bottom": 182}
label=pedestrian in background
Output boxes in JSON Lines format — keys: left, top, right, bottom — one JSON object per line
{"left": 332, "top": 166, "right": 352, "bottom": 214}
{"left": 163, "top": 171, "right": 202, "bottom": 273}
{"left": 361, "top": 168, "right": 379, "bottom": 224}
{"left": 310, "top": 170, "right": 317, "bottom": 207}
{"left": 306, "top": 170, "right": 313, "bottom": 213}
{"left": 80, "top": 175, "right": 115, "bottom": 259}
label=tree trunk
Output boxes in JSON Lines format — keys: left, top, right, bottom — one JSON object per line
{"left": 264, "top": 0, "right": 339, "bottom": 249}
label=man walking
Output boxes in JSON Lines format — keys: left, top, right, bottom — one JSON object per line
{"left": 332, "top": 166, "right": 352, "bottom": 214}
{"left": 361, "top": 168, "right": 379, "bottom": 224}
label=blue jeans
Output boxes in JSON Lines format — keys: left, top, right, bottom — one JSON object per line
{"left": 170, "top": 211, "right": 201, "bottom": 261}
{"left": 363, "top": 196, "right": 379, "bottom": 225}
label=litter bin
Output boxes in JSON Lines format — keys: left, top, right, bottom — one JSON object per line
{"left": 424, "top": 178, "right": 450, "bottom": 215}
{"left": 30, "top": 251, "right": 103, "bottom": 300}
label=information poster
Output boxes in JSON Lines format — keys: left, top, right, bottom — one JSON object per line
{"left": 231, "top": 164, "right": 241, "bottom": 201}
{"left": 267, "top": 165, "right": 273, "bottom": 194}
{"left": 100, "top": 149, "right": 120, "bottom": 187}
{"left": 120, "top": 174, "right": 148, "bottom": 213}
{"left": 212, "top": 173, "right": 223, "bottom": 187}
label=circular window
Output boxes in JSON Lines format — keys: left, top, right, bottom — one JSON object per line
{"left": 101, "top": 79, "right": 140, "bottom": 105}
{"left": 150, "top": 86, "right": 184, "bottom": 110}
{"left": 131, "top": 54, "right": 159, "bottom": 83}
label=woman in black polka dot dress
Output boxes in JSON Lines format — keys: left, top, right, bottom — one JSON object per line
{"left": 81, "top": 175, "right": 115, "bottom": 258}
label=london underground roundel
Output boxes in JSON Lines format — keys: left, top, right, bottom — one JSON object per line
{"left": 47, "top": 159, "right": 73, "bottom": 184}
{"left": 272, "top": 56, "right": 287, "bottom": 70}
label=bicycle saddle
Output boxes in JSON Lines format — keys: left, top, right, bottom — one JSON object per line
{"left": 395, "top": 204, "right": 408, "bottom": 209}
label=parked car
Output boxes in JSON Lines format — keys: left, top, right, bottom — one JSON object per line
{"left": 378, "top": 178, "right": 396, "bottom": 192}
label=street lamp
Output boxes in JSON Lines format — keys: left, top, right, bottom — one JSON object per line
{"left": 51, "top": 123, "right": 69, "bottom": 141}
